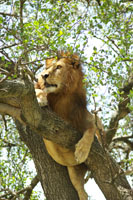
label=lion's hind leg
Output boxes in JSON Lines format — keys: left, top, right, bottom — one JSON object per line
{"left": 67, "top": 164, "right": 88, "bottom": 200}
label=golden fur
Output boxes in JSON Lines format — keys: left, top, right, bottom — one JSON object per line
{"left": 35, "top": 52, "right": 103, "bottom": 200}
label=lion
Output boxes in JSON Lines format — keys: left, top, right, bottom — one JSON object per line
{"left": 35, "top": 52, "right": 103, "bottom": 200}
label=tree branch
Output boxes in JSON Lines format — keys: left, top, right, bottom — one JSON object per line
{"left": 0, "top": 57, "right": 15, "bottom": 73}
{"left": 0, "top": 103, "right": 23, "bottom": 123}
{"left": 1, "top": 139, "right": 19, "bottom": 148}
{"left": 23, "top": 175, "right": 39, "bottom": 200}
{"left": 0, "top": 79, "right": 30, "bottom": 98}
{"left": 0, "top": 12, "right": 19, "bottom": 18}
{"left": 0, "top": 79, "right": 81, "bottom": 148}
{"left": 0, "top": 78, "right": 42, "bottom": 127}
{"left": 106, "top": 80, "right": 133, "bottom": 145}
{"left": 0, "top": 175, "right": 39, "bottom": 200}
{"left": 0, "top": 78, "right": 132, "bottom": 199}
{"left": 0, "top": 43, "right": 21, "bottom": 51}
{"left": 0, "top": 60, "right": 132, "bottom": 199}
{"left": 112, "top": 135, "right": 133, "bottom": 150}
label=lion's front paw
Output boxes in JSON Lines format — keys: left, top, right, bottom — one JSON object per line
{"left": 75, "top": 139, "right": 91, "bottom": 164}
{"left": 35, "top": 89, "right": 48, "bottom": 107}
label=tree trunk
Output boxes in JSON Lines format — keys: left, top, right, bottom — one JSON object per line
{"left": 0, "top": 78, "right": 132, "bottom": 200}
{"left": 86, "top": 139, "right": 133, "bottom": 200}
{"left": 15, "top": 120, "right": 79, "bottom": 200}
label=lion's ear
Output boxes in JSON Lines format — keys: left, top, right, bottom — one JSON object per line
{"left": 72, "top": 61, "right": 81, "bottom": 69}
{"left": 72, "top": 54, "right": 80, "bottom": 61}
{"left": 46, "top": 58, "right": 56, "bottom": 67}
{"left": 71, "top": 54, "right": 81, "bottom": 69}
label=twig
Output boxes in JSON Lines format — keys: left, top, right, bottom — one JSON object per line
{"left": 0, "top": 72, "right": 12, "bottom": 83}
{"left": 0, "top": 50, "right": 15, "bottom": 64}
{"left": 2, "top": 115, "right": 7, "bottom": 131}
{"left": 112, "top": 135, "right": 133, "bottom": 149}
{"left": 0, "top": 175, "right": 39, "bottom": 200}
{"left": 91, "top": 97, "right": 123, "bottom": 196}
{"left": 0, "top": 43, "right": 21, "bottom": 50}
{"left": 0, "top": 12, "right": 19, "bottom": 18}
{"left": 92, "top": 96, "right": 104, "bottom": 143}
{"left": 1, "top": 139, "right": 17, "bottom": 148}
{"left": 93, "top": 35, "right": 121, "bottom": 56}
{"left": 106, "top": 36, "right": 120, "bottom": 51}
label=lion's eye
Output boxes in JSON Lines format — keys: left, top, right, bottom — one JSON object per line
{"left": 56, "top": 65, "right": 62, "bottom": 70}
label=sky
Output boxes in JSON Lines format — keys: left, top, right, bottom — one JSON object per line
{"left": 85, "top": 179, "right": 106, "bottom": 200}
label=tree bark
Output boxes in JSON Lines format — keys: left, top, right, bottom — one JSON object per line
{"left": 86, "top": 139, "right": 133, "bottom": 200}
{"left": 0, "top": 78, "right": 132, "bottom": 200}
{"left": 15, "top": 120, "right": 79, "bottom": 200}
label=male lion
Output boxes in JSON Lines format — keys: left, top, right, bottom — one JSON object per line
{"left": 35, "top": 52, "right": 102, "bottom": 200}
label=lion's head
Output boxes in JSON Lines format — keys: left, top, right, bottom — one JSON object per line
{"left": 37, "top": 52, "right": 84, "bottom": 95}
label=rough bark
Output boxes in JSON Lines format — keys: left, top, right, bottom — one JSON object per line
{"left": 0, "top": 79, "right": 81, "bottom": 148}
{"left": 87, "top": 139, "right": 133, "bottom": 200}
{"left": 0, "top": 78, "right": 132, "bottom": 200}
{"left": 15, "top": 120, "right": 79, "bottom": 200}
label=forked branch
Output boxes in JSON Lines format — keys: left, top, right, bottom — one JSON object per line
{"left": 0, "top": 77, "right": 132, "bottom": 200}
{"left": 106, "top": 80, "right": 133, "bottom": 145}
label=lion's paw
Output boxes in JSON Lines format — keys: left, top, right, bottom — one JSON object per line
{"left": 75, "top": 139, "right": 91, "bottom": 164}
{"left": 35, "top": 89, "right": 48, "bottom": 107}
{"left": 37, "top": 97, "right": 48, "bottom": 107}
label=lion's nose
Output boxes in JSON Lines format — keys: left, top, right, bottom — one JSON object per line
{"left": 43, "top": 74, "right": 49, "bottom": 79}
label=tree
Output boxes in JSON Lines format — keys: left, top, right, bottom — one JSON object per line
{"left": 0, "top": 0, "right": 132, "bottom": 199}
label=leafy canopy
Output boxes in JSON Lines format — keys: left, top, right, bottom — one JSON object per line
{"left": 0, "top": 0, "right": 132, "bottom": 199}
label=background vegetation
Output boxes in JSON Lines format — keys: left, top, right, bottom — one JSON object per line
{"left": 0, "top": 0, "right": 132, "bottom": 199}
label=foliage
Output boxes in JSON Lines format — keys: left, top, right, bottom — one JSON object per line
{"left": 0, "top": 117, "right": 41, "bottom": 199}
{"left": 0, "top": 0, "right": 132, "bottom": 199}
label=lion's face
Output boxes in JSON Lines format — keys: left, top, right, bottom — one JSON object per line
{"left": 37, "top": 57, "right": 82, "bottom": 94}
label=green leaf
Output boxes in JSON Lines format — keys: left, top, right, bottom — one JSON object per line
{"left": 90, "top": 56, "right": 93, "bottom": 61}
{"left": 44, "top": 24, "right": 49, "bottom": 29}
{"left": 58, "top": 30, "right": 63, "bottom": 36}
{"left": 97, "top": 24, "right": 102, "bottom": 29}
{"left": 0, "top": 16, "right": 3, "bottom": 23}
